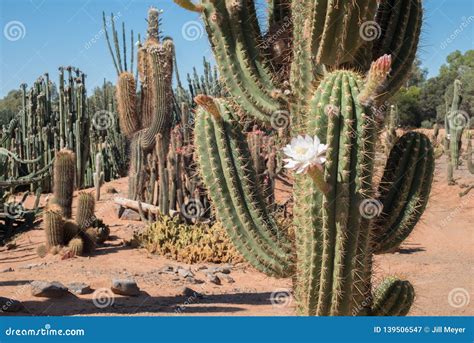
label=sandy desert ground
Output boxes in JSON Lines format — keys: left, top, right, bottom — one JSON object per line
{"left": 0, "top": 132, "right": 473, "bottom": 316}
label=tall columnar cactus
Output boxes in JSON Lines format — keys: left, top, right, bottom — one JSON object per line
{"left": 53, "top": 149, "right": 76, "bottom": 218}
{"left": 384, "top": 105, "right": 399, "bottom": 156}
{"left": 176, "top": 0, "right": 432, "bottom": 316}
{"left": 105, "top": 8, "right": 174, "bottom": 201}
{"left": 93, "top": 152, "right": 105, "bottom": 201}
{"left": 446, "top": 79, "right": 464, "bottom": 170}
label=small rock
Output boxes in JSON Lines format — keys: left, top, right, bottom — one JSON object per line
{"left": 180, "top": 287, "right": 203, "bottom": 299}
{"left": 6, "top": 242, "right": 17, "bottom": 250}
{"left": 216, "top": 273, "right": 235, "bottom": 283}
{"left": 0, "top": 297, "right": 23, "bottom": 312}
{"left": 111, "top": 279, "right": 140, "bottom": 296}
{"left": 177, "top": 267, "right": 194, "bottom": 278}
{"left": 120, "top": 209, "right": 141, "bottom": 221}
{"left": 1, "top": 267, "right": 14, "bottom": 273}
{"left": 159, "top": 265, "right": 175, "bottom": 274}
{"left": 185, "top": 276, "right": 204, "bottom": 285}
{"left": 208, "top": 266, "right": 231, "bottom": 275}
{"left": 205, "top": 272, "right": 221, "bottom": 285}
{"left": 67, "top": 282, "right": 92, "bottom": 295}
{"left": 31, "top": 281, "right": 69, "bottom": 298}
{"left": 105, "top": 186, "right": 118, "bottom": 194}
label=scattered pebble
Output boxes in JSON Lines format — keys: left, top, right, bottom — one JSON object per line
{"left": 216, "top": 272, "right": 235, "bottom": 284}
{"left": 205, "top": 272, "right": 221, "bottom": 285}
{"left": 177, "top": 267, "right": 194, "bottom": 279}
{"left": 1, "top": 267, "right": 14, "bottom": 273}
{"left": 31, "top": 281, "right": 69, "bottom": 298}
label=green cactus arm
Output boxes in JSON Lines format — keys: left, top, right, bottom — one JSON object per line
{"left": 467, "top": 133, "right": 474, "bottom": 174}
{"left": 194, "top": 96, "right": 293, "bottom": 278}
{"left": 116, "top": 72, "right": 139, "bottom": 138}
{"left": 0, "top": 147, "right": 41, "bottom": 164}
{"left": 371, "top": 277, "right": 415, "bottom": 316}
{"left": 372, "top": 0, "right": 423, "bottom": 99}
{"left": 173, "top": 0, "right": 202, "bottom": 12}
{"left": 267, "top": 0, "right": 291, "bottom": 27}
{"left": 139, "top": 39, "right": 174, "bottom": 151}
{"left": 188, "top": 0, "right": 285, "bottom": 124}
{"left": 373, "top": 132, "right": 434, "bottom": 254}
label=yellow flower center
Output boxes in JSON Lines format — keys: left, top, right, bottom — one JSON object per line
{"left": 295, "top": 146, "right": 308, "bottom": 156}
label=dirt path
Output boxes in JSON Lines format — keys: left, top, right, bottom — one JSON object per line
{"left": 0, "top": 135, "right": 473, "bottom": 316}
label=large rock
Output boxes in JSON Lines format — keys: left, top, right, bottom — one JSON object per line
{"left": 111, "top": 279, "right": 140, "bottom": 296}
{"left": 120, "top": 209, "right": 141, "bottom": 221}
{"left": 0, "top": 297, "right": 23, "bottom": 312}
{"left": 31, "top": 281, "right": 69, "bottom": 298}
{"left": 67, "top": 282, "right": 92, "bottom": 295}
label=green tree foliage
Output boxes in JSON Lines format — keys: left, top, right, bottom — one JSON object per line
{"left": 0, "top": 90, "right": 22, "bottom": 127}
{"left": 419, "top": 50, "right": 473, "bottom": 124}
{"left": 393, "top": 86, "right": 423, "bottom": 127}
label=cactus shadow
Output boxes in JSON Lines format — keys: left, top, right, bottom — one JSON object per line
{"left": 4, "top": 291, "right": 277, "bottom": 316}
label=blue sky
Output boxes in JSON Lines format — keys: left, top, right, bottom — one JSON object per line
{"left": 0, "top": 0, "right": 473, "bottom": 97}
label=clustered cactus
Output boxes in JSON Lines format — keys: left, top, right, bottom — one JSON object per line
{"left": 137, "top": 214, "right": 244, "bottom": 264}
{"left": 105, "top": 8, "right": 222, "bottom": 220}
{"left": 0, "top": 67, "right": 128, "bottom": 193}
{"left": 40, "top": 149, "right": 109, "bottom": 257}
{"left": 175, "top": 0, "right": 433, "bottom": 316}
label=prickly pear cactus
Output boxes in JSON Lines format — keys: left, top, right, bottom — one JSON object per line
{"left": 176, "top": 0, "right": 432, "bottom": 316}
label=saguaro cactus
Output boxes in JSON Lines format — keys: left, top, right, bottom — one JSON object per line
{"left": 176, "top": 0, "right": 432, "bottom": 316}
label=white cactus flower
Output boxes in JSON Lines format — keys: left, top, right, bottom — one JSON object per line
{"left": 283, "top": 135, "right": 328, "bottom": 174}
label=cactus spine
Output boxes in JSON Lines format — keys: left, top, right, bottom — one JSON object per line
{"left": 176, "top": 0, "right": 431, "bottom": 316}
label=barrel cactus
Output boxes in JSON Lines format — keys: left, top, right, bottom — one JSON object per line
{"left": 76, "top": 192, "right": 95, "bottom": 230}
{"left": 175, "top": 0, "right": 433, "bottom": 316}
{"left": 53, "top": 149, "right": 76, "bottom": 218}
{"left": 44, "top": 204, "right": 64, "bottom": 248}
